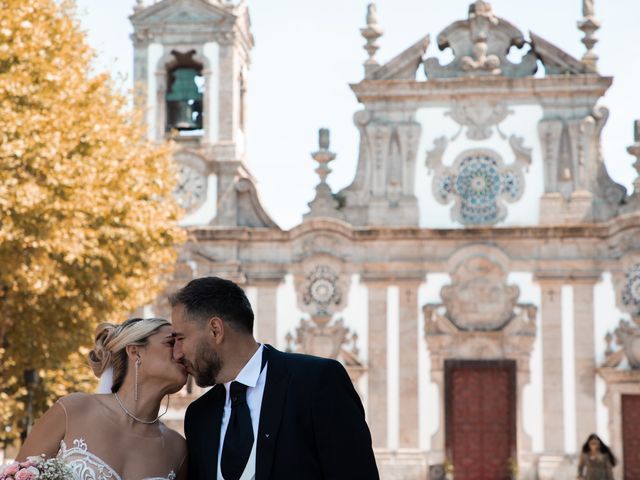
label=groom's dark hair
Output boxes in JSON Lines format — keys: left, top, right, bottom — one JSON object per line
{"left": 169, "top": 276, "right": 254, "bottom": 334}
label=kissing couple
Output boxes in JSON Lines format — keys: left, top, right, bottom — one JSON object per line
{"left": 18, "top": 276, "right": 380, "bottom": 480}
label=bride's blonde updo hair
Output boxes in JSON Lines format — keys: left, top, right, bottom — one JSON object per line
{"left": 88, "top": 317, "right": 171, "bottom": 393}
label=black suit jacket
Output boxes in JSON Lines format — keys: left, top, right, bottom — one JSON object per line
{"left": 184, "top": 346, "right": 379, "bottom": 480}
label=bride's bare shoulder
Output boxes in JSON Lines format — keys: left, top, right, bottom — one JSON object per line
{"left": 57, "top": 392, "right": 104, "bottom": 415}
{"left": 161, "top": 424, "right": 187, "bottom": 458}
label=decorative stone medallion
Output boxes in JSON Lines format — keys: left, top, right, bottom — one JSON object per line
{"left": 433, "top": 149, "right": 525, "bottom": 225}
{"left": 622, "top": 264, "right": 640, "bottom": 312}
{"left": 302, "top": 265, "right": 343, "bottom": 315}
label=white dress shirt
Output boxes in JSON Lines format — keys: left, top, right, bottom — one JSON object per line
{"left": 217, "top": 344, "right": 267, "bottom": 480}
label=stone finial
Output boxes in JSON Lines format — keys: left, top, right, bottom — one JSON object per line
{"left": 627, "top": 120, "right": 640, "bottom": 195}
{"left": 360, "top": 3, "right": 383, "bottom": 76}
{"left": 285, "top": 331, "right": 294, "bottom": 352}
{"left": 304, "top": 129, "right": 342, "bottom": 220}
{"left": 469, "top": 0, "right": 498, "bottom": 22}
{"left": 583, "top": 0, "right": 595, "bottom": 17}
{"left": 133, "top": 0, "right": 144, "bottom": 12}
{"left": 577, "top": 0, "right": 600, "bottom": 71}
{"left": 604, "top": 331, "right": 614, "bottom": 357}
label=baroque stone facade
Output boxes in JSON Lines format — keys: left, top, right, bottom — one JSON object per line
{"left": 130, "top": 1, "right": 640, "bottom": 479}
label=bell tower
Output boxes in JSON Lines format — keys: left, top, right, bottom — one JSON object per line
{"left": 131, "top": 0, "right": 275, "bottom": 228}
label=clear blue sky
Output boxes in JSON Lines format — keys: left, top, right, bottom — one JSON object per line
{"left": 75, "top": 0, "right": 640, "bottom": 229}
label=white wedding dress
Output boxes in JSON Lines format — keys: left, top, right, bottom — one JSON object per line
{"left": 56, "top": 395, "right": 183, "bottom": 480}
{"left": 57, "top": 438, "right": 176, "bottom": 480}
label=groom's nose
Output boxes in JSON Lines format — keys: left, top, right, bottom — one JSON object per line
{"left": 173, "top": 342, "right": 184, "bottom": 362}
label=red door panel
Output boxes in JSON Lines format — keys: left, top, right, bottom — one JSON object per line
{"left": 445, "top": 360, "right": 516, "bottom": 480}
{"left": 623, "top": 394, "right": 640, "bottom": 480}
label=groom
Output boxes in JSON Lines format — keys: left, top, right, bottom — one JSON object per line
{"left": 170, "top": 276, "right": 379, "bottom": 480}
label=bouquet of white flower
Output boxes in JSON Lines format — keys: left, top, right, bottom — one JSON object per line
{"left": 0, "top": 456, "right": 73, "bottom": 480}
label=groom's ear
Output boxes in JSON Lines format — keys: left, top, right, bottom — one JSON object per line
{"left": 208, "top": 316, "right": 225, "bottom": 344}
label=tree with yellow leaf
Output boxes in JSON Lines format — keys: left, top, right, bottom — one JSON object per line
{"left": 0, "top": 0, "right": 185, "bottom": 445}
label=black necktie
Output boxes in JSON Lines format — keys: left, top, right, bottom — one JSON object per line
{"left": 221, "top": 381, "right": 253, "bottom": 480}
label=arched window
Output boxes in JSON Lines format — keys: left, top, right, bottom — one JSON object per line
{"left": 166, "top": 51, "right": 204, "bottom": 132}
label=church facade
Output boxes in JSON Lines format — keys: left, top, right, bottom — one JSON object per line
{"left": 129, "top": 1, "right": 640, "bottom": 479}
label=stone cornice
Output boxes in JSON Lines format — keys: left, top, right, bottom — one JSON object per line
{"left": 597, "top": 367, "right": 640, "bottom": 384}
{"left": 190, "top": 211, "right": 640, "bottom": 243}
{"left": 350, "top": 75, "right": 612, "bottom": 106}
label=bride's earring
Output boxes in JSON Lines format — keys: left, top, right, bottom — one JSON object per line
{"left": 135, "top": 357, "right": 141, "bottom": 402}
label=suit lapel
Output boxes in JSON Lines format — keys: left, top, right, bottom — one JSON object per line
{"left": 256, "top": 346, "right": 290, "bottom": 480}
{"left": 200, "top": 383, "right": 225, "bottom": 480}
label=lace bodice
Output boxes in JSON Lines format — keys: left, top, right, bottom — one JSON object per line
{"left": 57, "top": 439, "right": 176, "bottom": 480}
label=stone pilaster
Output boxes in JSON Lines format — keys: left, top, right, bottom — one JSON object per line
{"left": 397, "top": 279, "right": 421, "bottom": 449}
{"left": 535, "top": 276, "right": 565, "bottom": 453}
{"left": 364, "top": 277, "right": 389, "bottom": 449}
{"left": 247, "top": 274, "right": 285, "bottom": 347}
{"left": 256, "top": 284, "right": 279, "bottom": 346}
{"left": 572, "top": 276, "right": 599, "bottom": 446}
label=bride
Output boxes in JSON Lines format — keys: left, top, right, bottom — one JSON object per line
{"left": 18, "top": 318, "right": 188, "bottom": 480}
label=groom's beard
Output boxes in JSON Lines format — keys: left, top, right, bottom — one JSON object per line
{"left": 192, "top": 339, "right": 222, "bottom": 387}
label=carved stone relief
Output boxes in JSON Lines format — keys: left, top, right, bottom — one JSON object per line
{"left": 538, "top": 106, "right": 625, "bottom": 219}
{"left": 337, "top": 111, "right": 421, "bottom": 226}
{"left": 440, "top": 255, "right": 520, "bottom": 331}
{"left": 424, "top": 1, "right": 537, "bottom": 79}
{"left": 612, "top": 259, "right": 640, "bottom": 316}
{"left": 293, "top": 257, "right": 351, "bottom": 318}
{"left": 288, "top": 261, "right": 365, "bottom": 382}
{"left": 621, "top": 264, "right": 640, "bottom": 315}
{"left": 424, "top": 297, "right": 537, "bottom": 355}
{"left": 602, "top": 317, "right": 640, "bottom": 370}
{"left": 301, "top": 265, "right": 343, "bottom": 316}
{"left": 446, "top": 101, "right": 513, "bottom": 140}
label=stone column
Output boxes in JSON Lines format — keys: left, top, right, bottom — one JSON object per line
{"left": 536, "top": 277, "right": 565, "bottom": 453}
{"left": 429, "top": 363, "right": 445, "bottom": 459}
{"left": 217, "top": 42, "right": 235, "bottom": 143}
{"left": 365, "top": 278, "right": 388, "bottom": 449}
{"left": 397, "top": 279, "right": 421, "bottom": 449}
{"left": 256, "top": 284, "right": 279, "bottom": 346}
{"left": 572, "top": 277, "right": 599, "bottom": 446}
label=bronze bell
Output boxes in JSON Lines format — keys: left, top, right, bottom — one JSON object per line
{"left": 166, "top": 67, "right": 203, "bottom": 131}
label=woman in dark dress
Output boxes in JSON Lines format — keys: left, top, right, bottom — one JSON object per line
{"left": 577, "top": 433, "right": 616, "bottom": 480}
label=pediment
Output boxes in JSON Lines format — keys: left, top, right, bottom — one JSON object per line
{"left": 131, "top": 0, "right": 235, "bottom": 26}
{"left": 368, "top": 35, "right": 430, "bottom": 80}
{"left": 529, "top": 32, "right": 590, "bottom": 75}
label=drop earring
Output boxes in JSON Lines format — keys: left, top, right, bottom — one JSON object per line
{"left": 135, "top": 357, "right": 141, "bottom": 402}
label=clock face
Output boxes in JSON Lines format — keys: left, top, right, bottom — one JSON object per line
{"left": 174, "top": 164, "right": 206, "bottom": 211}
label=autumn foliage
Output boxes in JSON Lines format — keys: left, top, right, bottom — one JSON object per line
{"left": 0, "top": 0, "right": 185, "bottom": 444}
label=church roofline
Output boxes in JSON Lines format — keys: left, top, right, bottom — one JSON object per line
{"left": 529, "top": 31, "right": 593, "bottom": 75}
{"left": 130, "top": 0, "right": 237, "bottom": 24}
{"left": 350, "top": 74, "right": 612, "bottom": 105}
{"left": 366, "top": 34, "right": 430, "bottom": 81}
